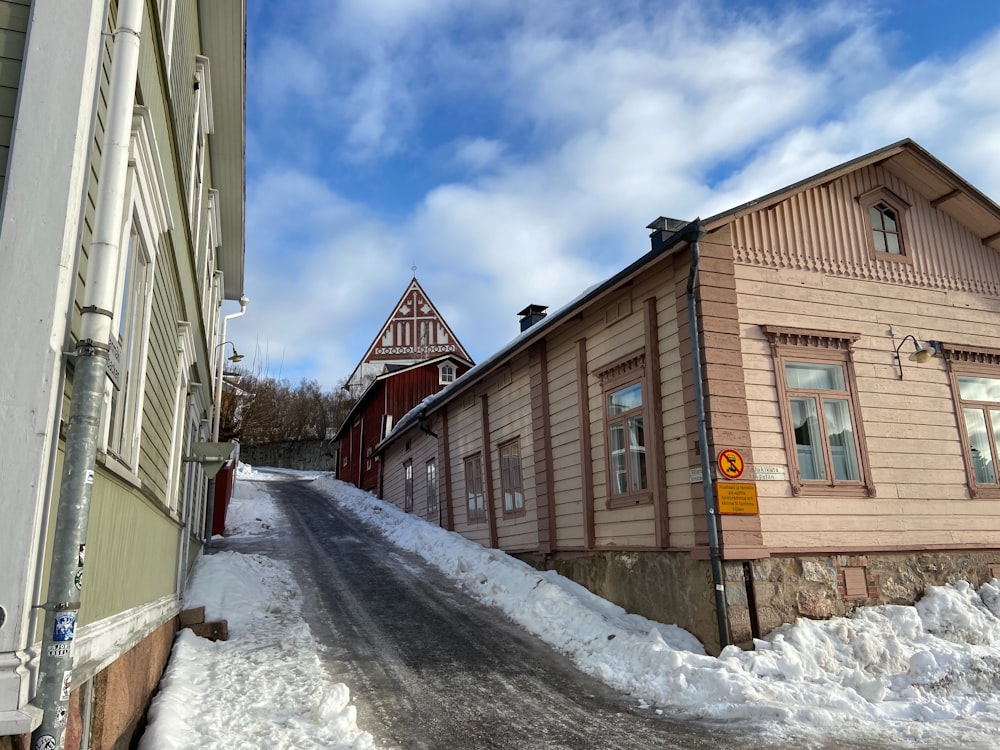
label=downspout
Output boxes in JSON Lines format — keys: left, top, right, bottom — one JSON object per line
{"left": 686, "top": 220, "right": 732, "bottom": 651}
{"left": 211, "top": 296, "right": 249, "bottom": 441}
{"left": 207, "top": 296, "right": 248, "bottom": 543}
{"left": 32, "top": 2, "right": 145, "bottom": 747}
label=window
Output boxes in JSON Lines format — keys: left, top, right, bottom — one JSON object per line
{"left": 869, "top": 203, "right": 902, "bottom": 255}
{"left": 596, "top": 351, "right": 650, "bottom": 508}
{"left": 102, "top": 107, "right": 171, "bottom": 473}
{"left": 607, "top": 381, "right": 648, "bottom": 502}
{"left": 860, "top": 187, "right": 911, "bottom": 262}
{"left": 499, "top": 439, "right": 525, "bottom": 515}
{"left": 953, "top": 373, "right": 1000, "bottom": 495}
{"left": 439, "top": 362, "right": 456, "bottom": 385}
{"left": 107, "top": 223, "right": 153, "bottom": 468}
{"left": 464, "top": 454, "right": 486, "bottom": 523}
{"left": 403, "top": 460, "right": 413, "bottom": 511}
{"left": 188, "top": 57, "right": 213, "bottom": 236}
{"left": 764, "top": 326, "right": 873, "bottom": 497}
{"left": 426, "top": 459, "right": 438, "bottom": 518}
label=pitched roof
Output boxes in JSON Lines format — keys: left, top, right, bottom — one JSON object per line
{"left": 347, "top": 277, "right": 472, "bottom": 388}
{"left": 376, "top": 139, "right": 1000, "bottom": 450}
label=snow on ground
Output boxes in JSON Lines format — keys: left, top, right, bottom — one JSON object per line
{"left": 141, "top": 467, "right": 1000, "bottom": 749}
{"left": 138, "top": 475, "right": 374, "bottom": 750}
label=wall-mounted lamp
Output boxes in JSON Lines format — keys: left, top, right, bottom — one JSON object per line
{"left": 894, "top": 334, "right": 941, "bottom": 378}
{"left": 217, "top": 341, "right": 244, "bottom": 363}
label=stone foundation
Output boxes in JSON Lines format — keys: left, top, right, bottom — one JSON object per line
{"left": 749, "top": 550, "right": 1000, "bottom": 637}
{"left": 518, "top": 548, "right": 1000, "bottom": 655}
{"left": 519, "top": 551, "right": 726, "bottom": 654}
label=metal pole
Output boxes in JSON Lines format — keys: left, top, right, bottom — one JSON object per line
{"left": 685, "top": 221, "right": 732, "bottom": 651}
{"left": 33, "top": 2, "right": 144, "bottom": 747}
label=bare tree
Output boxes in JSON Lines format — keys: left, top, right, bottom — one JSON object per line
{"left": 218, "top": 370, "right": 357, "bottom": 445}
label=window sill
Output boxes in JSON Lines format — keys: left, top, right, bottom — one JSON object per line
{"left": 99, "top": 452, "right": 142, "bottom": 488}
{"left": 607, "top": 492, "right": 652, "bottom": 509}
{"left": 792, "top": 482, "right": 873, "bottom": 499}
{"left": 502, "top": 508, "right": 527, "bottom": 520}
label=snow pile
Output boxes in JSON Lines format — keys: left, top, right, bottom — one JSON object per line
{"left": 317, "top": 475, "right": 1000, "bottom": 748}
{"left": 138, "top": 548, "right": 374, "bottom": 750}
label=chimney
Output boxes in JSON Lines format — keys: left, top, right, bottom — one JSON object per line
{"left": 518, "top": 304, "right": 548, "bottom": 332}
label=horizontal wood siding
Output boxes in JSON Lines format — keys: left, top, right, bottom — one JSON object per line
{"left": 486, "top": 352, "right": 538, "bottom": 551}
{"left": 444, "top": 394, "right": 491, "bottom": 546}
{"left": 730, "top": 159, "right": 1000, "bottom": 552}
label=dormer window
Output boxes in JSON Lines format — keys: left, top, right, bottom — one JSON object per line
{"left": 860, "top": 187, "right": 911, "bottom": 263}
{"left": 439, "top": 362, "right": 456, "bottom": 384}
{"left": 870, "top": 202, "right": 901, "bottom": 254}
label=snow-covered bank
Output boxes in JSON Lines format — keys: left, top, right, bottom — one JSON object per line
{"left": 138, "top": 479, "right": 374, "bottom": 750}
{"left": 139, "top": 468, "right": 1000, "bottom": 749}
{"left": 316, "top": 474, "right": 1000, "bottom": 749}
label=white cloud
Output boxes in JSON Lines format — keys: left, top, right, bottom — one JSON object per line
{"left": 243, "top": 1, "right": 1000, "bottom": 388}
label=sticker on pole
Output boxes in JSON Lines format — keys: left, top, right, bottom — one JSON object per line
{"left": 35, "top": 736, "right": 56, "bottom": 750}
{"left": 717, "top": 449, "right": 745, "bottom": 479}
{"left": 60, "top": 670, "right": 73, "bottom": 701}
{"left": 47, "top": 642, "right": 71, "bottom": 658}
{"left": 53, "top": 611, "right": 77, "bottom": 642}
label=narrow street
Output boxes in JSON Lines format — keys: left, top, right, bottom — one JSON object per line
{"left": 215, "top": 476, "right": 874, "bottom": 750}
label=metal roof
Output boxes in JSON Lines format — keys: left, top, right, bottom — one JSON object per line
{"left": 199, "top": 0, "right": 246, "bottom": 300}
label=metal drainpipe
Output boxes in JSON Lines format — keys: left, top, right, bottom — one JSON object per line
{"left": 686, "top": 220, "right": 732, "bottom": 651}
{"left": 32, "top": 2, "right": 145, "bottom": 747}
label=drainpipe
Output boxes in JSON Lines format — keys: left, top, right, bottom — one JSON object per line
{"left": 685, "top": 220, "right": 732, "bottom": 651}
{"left": 32, "top": 2, "right": 145, "bottom": 748}
{"left": 211, "top": 296, "right": 249, "bottom": 441}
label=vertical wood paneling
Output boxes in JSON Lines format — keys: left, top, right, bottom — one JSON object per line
{"left": 733, "top": 164, "right": 1000, "bottom": 296}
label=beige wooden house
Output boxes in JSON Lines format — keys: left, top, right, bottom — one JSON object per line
{"left": 374, "top": 140, "right": 1000, "bottom": 653}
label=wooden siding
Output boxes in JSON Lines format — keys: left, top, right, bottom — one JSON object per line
{"left": 732, "top": 163, "right": 1000, "bottom": 296}
{"left": 37, "top": 451, "right": 181, "bottom": 630}
{"left": 0, "top": 0, "right": 29, "bottom": 199}
{"left": 486, "top": 352, "right": 538, "bottom": 552}
{"left": 732, "top": 158, "right": 1000, "bottom": 551}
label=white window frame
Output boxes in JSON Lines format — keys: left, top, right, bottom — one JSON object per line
{"left": 439, "top": 362, "right": 456, "bottom": 385}
{"left": 159, "top": 0, "right": 177, "bottom": 73}
{"left": 100, "top": 107, "right": 172, "bottom": 474}
{"left": 188, "top": 56, "right": 214, "bottom": 237}
{"left": 166, "top": 322, "right": 196, "bottom": 514}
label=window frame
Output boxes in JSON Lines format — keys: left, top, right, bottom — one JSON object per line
{"left": 426, "top": 459, "right": 439, "bottom": 519}
{"left": 101, "top": 108, "right": 172, "bottom": 475}
{"left": 464, "top": 453, "right": 486, "bottom": 524}
{"left": 597, "top": 351, "right": 651, "bottom": 509}
{"left": 860, "top": 186, "right": 913, "bottom": 264}
{"left": 498, "top": 438, "right": 525, "bottom": 518}
{"left": 403, "top": 459, "right": 413, "bottom": 512}
{"left": 439, "top": 362, "right": 456, "bottom": 385}
{"left": 943, "top": 345, "right": 1000, "bottom": 499}
{"left": 763, "top": 325, "right": 874, "bottom": 498}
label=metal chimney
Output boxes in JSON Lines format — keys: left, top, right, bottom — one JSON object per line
{"left": 518, "top": 304, "right": 548, "bottom": 332}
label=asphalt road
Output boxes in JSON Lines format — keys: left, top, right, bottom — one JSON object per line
{"left": 216, "top": 476, "right": 880, "bottom": 750}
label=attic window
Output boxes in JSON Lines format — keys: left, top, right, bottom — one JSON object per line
{"left": 870, "top": 203, "right": 902, "bottom": 254}
{"left": 439, "top": 362, "right": 456, "bottom": 385}
{"left": 860, "top": 187, "right": 911, "bottom": 263}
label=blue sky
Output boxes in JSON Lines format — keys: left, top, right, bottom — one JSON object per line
{"left": 234, "top": 0, "right": 1000, "bottom": 388}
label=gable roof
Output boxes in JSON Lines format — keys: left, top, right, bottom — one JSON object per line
{"left": 377, "top": 139, "right": 1000, "bottom": 451}
{"left": 702, "top": 139, "right": 1000, "bottom": 251}
{"left": 334, "top": 353, "right": 474, "bottom": 442}
{"left": 347, "top": 277, "right": 472, "bottom": 389}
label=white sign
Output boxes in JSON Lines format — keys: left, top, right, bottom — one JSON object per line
{"left": 691, "top": 465, "right": 787, "bottom": 482}
{"left": 106, "top": 335, "right": 123, "bottom": 390}
{"left": 754, "top": 465, "right": 787, "bottom": 481}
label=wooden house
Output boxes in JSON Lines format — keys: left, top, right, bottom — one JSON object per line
{"left": 334, "top": 276, "right": 473, "bottom": 492}
{"left": 345, "top": 276, "right": 472, "bottom": 396}
{"left": 375, "top": 140, "right": 1000, "bottom": 653}
{"left": 0, "top": 1, "right": 245, "bottom": 747}
{"left": 334, "top": 354, "right": 473, "bottom": 493}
